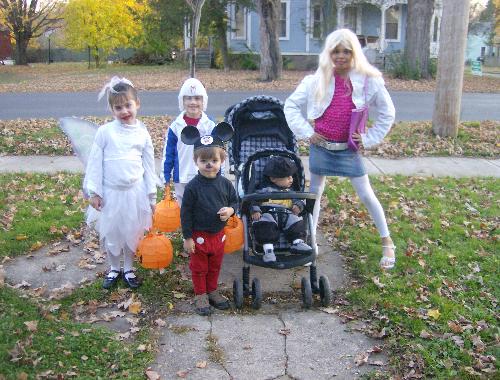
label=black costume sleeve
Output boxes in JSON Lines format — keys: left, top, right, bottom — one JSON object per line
{"left": 180, "top": 184, "right": 195, "bottom": 239}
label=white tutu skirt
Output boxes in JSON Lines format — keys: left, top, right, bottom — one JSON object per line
{"left": 86, "top": 180, "right": 152, "bottom": 256}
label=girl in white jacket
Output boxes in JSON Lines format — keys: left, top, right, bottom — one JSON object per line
{"left": 284, "top": 29, "right": 396, "bottom": 270}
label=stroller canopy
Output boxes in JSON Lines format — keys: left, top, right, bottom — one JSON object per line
{"left": 225, "top": 95, "right": 297, "bottom": 168}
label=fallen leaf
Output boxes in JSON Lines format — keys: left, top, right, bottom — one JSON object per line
{"left": 17, "top": 373, "right": 28, "bottom": 380}
{"left": 16, "top": 234, "right": 28, "bottom": 240}
{"left": 278, "top": 328, "right": 291, "bottom": 336}
{"left": 369, "top": 360, "right": 385, "bottom": 366}
{"left": 128, "top": 301, "right": 142, "bottom": 314}
{"left": 145, "top": 368, "right": 160, "bottom": 380}
{"left": 355, "top": 352, "right": 369, "bottom": 366}
{"left": 81, "top": 355, "right": 88, "bottom": 361}
{"left": 176, "top": 369, "right": 189, "bottom": 378}
{"left": 154, "top": 319, "right": 166, "bottom": 327}
{"left": 372, "top": 276, "right": 385, "bottom": 289}
{"left": 0, "top": 265, "right": 4, "bottom": 287}
{"left": 24, "top": 320, "right": 38, "bottom": 332}
{"left": 173, "top": 291, "right": 186, "bottom": 299}
{"left": 196, "top": 360, "right": 207, "bottom": 368}
{"left": 419, "top": 330, "right": 432, "bottom": 339}
{"left": 427, "top": 309, "right": 441, "bottom": 320}
{"left": 319, "top": 306, "right": 338, "bottom": 314}
{"left": 137, "top": 344, "right": 147, "bottom": 352}
{"left": 447, "top": 321, "right": 463, "bottom": 333}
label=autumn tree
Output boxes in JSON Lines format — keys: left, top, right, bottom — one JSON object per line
{"left": 141, "top": 0, "right": 187, "bottom": 60}
{"left": 256, "top": 0, "right": 282, "bottom": 81}
{"left": 63, "top": 0, "right": 146, "bottom": 67}
{"left": 404, "top": 0, "right": 435, "bottom": 79}
{"left": 432, "top": 0, "right": 470, "bottom": 137}
{"left": 0, "top": 0, "right": 63, "bottom": 65}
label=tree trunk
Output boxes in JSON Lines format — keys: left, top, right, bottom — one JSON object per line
{"left": 191, "top": 18, "right": 197, "bottom": 78}
{"left": 405, "top": 0, "right": 435, "bottom": 78}
{"left": 216, "top": 23, "right": 230, "bottom": 71}
{"left": 186, "top": 0, "right": 206, "bottom": 78}
{"left": 15, "top": 31, "right": 30, "bottom": 65}
{"left": 432, "top": 0, "right": 470, "bottom": 137}
{"left": 256, "top": 0, "right": 282, "bottom": 81}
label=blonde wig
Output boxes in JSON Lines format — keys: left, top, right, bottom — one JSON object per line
{"left": 314, "top": 28, "right": 381, "bottom": 103}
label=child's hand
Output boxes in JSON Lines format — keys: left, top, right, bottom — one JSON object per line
{"left": 251, "top": 211, "right": 262, "bottom": 221}
{"left": 217, "top": 207, "right": 234, "bottom": 222}
{"left": 291, "top": 205, "right": 301, "bottom": 215}
{"left": 183, "top": 238, "right": 195, "bottom": 254}
{"left": 90, "top": 195, "right": 103, "bottom": 211}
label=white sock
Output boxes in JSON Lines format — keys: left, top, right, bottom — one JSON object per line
{"left": 309, "top": 173, "right": 326, "bottom": 231}
{"left": 350, "top": 175, "right": 390, "bottom": 237}
{"left": 263, "top": 243, "right": 274, "bottom": 252}
{"left": 123, "top": 247, "right": 136, "bottom": 278}
{"left": 107, "top": 251, "right": 121, "bottom": 273}
{"left": 293, "top": 239, "right": 304, "bottom": 244}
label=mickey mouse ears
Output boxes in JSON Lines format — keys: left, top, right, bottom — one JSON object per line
{"left": 181, "top": 122, "right": 233, "bottom": 150}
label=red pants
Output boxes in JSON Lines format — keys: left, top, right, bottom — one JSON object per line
{"left": 189, "top": 230, "right": 225, "bottom": 295}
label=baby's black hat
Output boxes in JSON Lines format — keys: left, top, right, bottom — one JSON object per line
{"left": 263, "top": 156, "right": 297, "bottom": 178}
{"left": 180, "top": 122, "right": 233, "bottom": 150}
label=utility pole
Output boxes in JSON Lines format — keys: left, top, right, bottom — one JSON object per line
{"left": 432, "top": 0, "right": 470, "bottom": 137}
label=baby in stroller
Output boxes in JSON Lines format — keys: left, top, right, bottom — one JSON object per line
{"left": 251, "top": 156, "right": 313, "bottom": 262}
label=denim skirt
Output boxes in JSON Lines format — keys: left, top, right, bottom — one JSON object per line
{"left": 309, "top": 144, "right": 366, "bottom": 177}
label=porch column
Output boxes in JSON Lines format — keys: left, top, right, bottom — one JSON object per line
{"left": 337, "top": 6, "right": 344, "bottom": 29}
{"left": 379, "top": 5, "right": 387, "bottom": 52}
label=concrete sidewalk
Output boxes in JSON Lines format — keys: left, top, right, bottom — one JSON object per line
{"left": 1, "top": 155, "right": 500, "bottom": 177}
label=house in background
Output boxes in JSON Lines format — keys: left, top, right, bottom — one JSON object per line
{"left": 0, "top": 25, "right": 13, "bottom": 61}
{"left": 226, "top": 0, "right": 443, "bottom": 70}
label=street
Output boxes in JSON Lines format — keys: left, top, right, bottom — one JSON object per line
{"left": 0, "top": 90, "right": 499, "bottom": 121}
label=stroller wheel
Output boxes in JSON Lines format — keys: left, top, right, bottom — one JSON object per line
{"left": 301, "top": 277, "right": 312, "bottom": 309}
{"left": 251, "top": 277, "right": 262, "bottom": 310}
{"left": 319, "top": 276, "right": 331, "bottom": 307}
{"left": 233, "top": 278, "right": 244, "bottom": 309}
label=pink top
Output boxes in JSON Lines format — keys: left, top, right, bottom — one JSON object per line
{"left": 314, "top": 74, "right": 355, "bottom": 142}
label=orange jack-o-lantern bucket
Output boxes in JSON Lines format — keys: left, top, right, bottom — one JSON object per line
{"left": 223, "top": 215, "right": 244, "bottom": 254}
{"left": 153, "top": 186, "right": 181, "bottom": 232}
{"left": 136, "top": 231, "right": 174, "bottom": 269}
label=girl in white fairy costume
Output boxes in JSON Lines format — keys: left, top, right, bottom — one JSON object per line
{"left": 84, "top": 76, "right": 157, "bottom": 289}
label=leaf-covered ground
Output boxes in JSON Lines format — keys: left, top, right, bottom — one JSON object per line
{"left": 0, "top": 173, "right": 498, "bottom": 379}
{"left": 0, "top": 62, "right": 499, "bottom": 93}
{"left": 321, "top": 176, "right": 499, "bottom": 379}
{"left": 1, "top": 117, "right": 499, "bottom": 159}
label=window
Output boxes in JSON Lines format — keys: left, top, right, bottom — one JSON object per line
{"left": 312, "top": 3, "right": 323, "bottom": 39}
{"left": 232, "top": 4, "right": 246, "bottom": 39}
{"left": 344, "top": 6, "right": 357, "bottom": 33}
{"left": 385, "top": 5, "right": 401, "bottom": 41}
{"left": 280, "top": 1, "right": 290, "bottom": 39}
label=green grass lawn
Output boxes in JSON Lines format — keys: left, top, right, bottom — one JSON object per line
{"left": 0, "top": 173, "right": 498, "bottom": 378}
{"left": 322, "top": 176, "right": 499, "bottom": 379}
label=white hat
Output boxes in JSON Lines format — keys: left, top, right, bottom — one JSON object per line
{"left": 178, "top": 78, "right": 208, "bottom": 112}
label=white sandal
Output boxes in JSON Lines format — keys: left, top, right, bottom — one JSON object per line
{"left": 380, "top": 245, "right": 396, "bottom": 270}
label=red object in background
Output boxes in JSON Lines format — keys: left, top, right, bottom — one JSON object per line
{"left": 0, "top": 27, "right": 13, "bottom": 60}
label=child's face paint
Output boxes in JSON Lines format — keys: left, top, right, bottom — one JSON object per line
{"left": 195, "top": 153, "right": 222, "bottom": 179}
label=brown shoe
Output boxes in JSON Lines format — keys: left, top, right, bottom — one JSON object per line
{"left": 194, "top": 294, "right": 212, "bottom": 316}
{"left": 208, "top": 289, "right": 230, "bottom": 310}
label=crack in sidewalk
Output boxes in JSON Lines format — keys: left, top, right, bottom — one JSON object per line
{"left": 208, "top": 317, "right": 233, "bottom": 380}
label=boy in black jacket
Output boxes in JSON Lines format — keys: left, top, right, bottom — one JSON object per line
{"left": 180, "top": 123, "right": 238, "bottom": 316}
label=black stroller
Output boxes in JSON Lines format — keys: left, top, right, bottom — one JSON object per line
{"left": 225, "top": 95, "right": 331, "bottom": 309}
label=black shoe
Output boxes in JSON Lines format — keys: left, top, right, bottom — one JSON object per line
{"left": 123, "top": 270, "right": 140, "bottom": 289}
{"left": 103, "top": 270, "right": 121, "bottom": 289}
